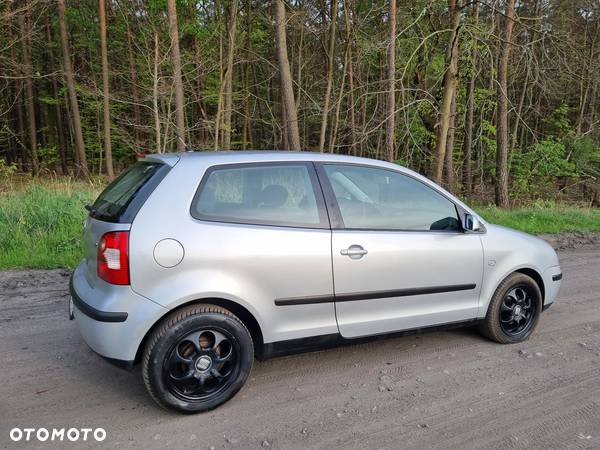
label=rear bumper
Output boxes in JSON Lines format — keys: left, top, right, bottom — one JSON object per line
{"left": 70, "top": 276, "right": 128, "bottom": 323}
{"left": 70, "top": 261, "right": 168, "bottom": 364}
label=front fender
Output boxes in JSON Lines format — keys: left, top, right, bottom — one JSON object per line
{"left": 478, "top": 225, "right": 560, "bottom": 316}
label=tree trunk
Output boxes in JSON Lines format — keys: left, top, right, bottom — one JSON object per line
{"left": 576, "top": 26, "right": 597, "bottom": 135}
{"left": 153, "top": 34, "right": 161, "bottom": 153}
{"left": 295, "top": 11, "right": 304, "bottom": 114}
{"left": 7, "top": 110, "right": 18, "bottom": 165}
{"left": 58, "top": 0, "right": 88, "bottom": 177}
{"left": 345, "top": 0, "right": 357, "bottom": 156}
{"left": 329, "top": 41, "right": 349, "bottom": 153}
{"left": 385, "top": 0, "right": 397, "bottom": 162}
{"left": 511, "top": 60, "right": 529, "bottom": 146}
{"left": 318, "top": 0, "right": 338, "bottom": 153}
{"left": 15, "top": 97, "right": 26, "bottom": 170}
{"left": 432, "top": 0, "right": 461, "bottom": 183}
{"left": 126, "top": 20, "right": 142, "bottom": 149}
{"left": 99, "top": 0, "right": 114, "bottom": 179}
{"left": 241, "top": 67, "right": 251, "bottom": 149}
{"left": 194, "top": 34, "right": 210, "bottom": 146}
{"left": 444, "top": 94, "right": 457, "bottom": 189}
{"left": 214, "top": 20, "right": 225, "bottom": 151}
{"left": 7, "top": 1, "right": 24, "bottom": 170}
{"left": 223, "top": 0, "right": 239, "bottom": 150}
{"left": 274, "top": 0, "right": 301, "bottom": 150}
{"left": 46, "top": 18, "right": 68, "bottom": 175}
{"left": 462, "top": 16, "right": 476, "bottom": 196}
{"left": 461, "top": 1, "right": 479, "bottom": 196}
{"left": 444, "top": 2, "right": 460, "bottom": 191}
{"left": 19, "top": 10, "right": 39, "bottom": 175}
{"left": 242, "top": 0, "right": 253, "bottom": 149}
{"left": 495, "top": 0, "right": 517, "bottom": 208}
{"left": 167, "top": 0, "right": 186, "bottom": 151}
{"left": 587, "top": 76, "right": 598, "bottom": 134}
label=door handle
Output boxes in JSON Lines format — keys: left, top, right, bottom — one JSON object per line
{"left": 340, "top": 245, "right": 368, "bottom": 259}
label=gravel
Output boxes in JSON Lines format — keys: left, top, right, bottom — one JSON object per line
{"left": 1, "top": 245, "right": 600, "bottom": 449}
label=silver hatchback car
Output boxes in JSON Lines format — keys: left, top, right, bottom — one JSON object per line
{"left": 70, "top": 151, "right": 562, "bottom": 412}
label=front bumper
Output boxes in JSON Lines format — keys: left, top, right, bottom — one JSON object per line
{"left": 542, "top": 265, "right": 562, "bottom": 308}
{"left": 70, "top": 261, "right": 168, "bottom": 365}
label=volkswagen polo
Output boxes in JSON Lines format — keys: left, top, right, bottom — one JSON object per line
{"left": 69, "top": 151, "right": 562, "bottom": 412}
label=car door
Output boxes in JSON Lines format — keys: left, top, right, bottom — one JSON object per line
{"left": 317, "top": 163, "right": 484, "bottom": 338}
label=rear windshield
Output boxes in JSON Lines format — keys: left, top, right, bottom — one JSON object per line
{"left": 91, "top": 162, "right": 164, "bottom": 222}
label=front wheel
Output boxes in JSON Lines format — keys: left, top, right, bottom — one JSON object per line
{"left": 480, "top": 273, "right": 542, "bottom": 344}
{"left": 142, "top": 304, "right": 254, "bottom": 413}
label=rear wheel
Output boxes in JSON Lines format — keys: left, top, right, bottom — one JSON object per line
{"left": 480, "top": 273, "right": 542, "bottom": 344}
{"left": 142, "top": 304, "right": 253, "bottom": 413}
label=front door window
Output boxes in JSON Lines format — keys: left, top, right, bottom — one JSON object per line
{"left": 322, "top": 164, "right": 460, "bottom": 231}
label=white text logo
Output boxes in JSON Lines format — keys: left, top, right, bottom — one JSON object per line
{"left": 9, "top": 427, "right": 107, "bottom": 442}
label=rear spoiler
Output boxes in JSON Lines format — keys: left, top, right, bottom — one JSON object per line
{"left": 139, "top": 153, "right": 181, "bottom": 167}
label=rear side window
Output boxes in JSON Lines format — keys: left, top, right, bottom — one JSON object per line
{"left": 91, "top": 161, "right": 165, "bottom": 223}
{"left": 191, "top": 163, "right": 327, "bottom": 228}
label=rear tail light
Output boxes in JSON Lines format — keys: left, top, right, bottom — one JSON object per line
{"left": 97, "top": 231, "right": 130, "bottom": 285}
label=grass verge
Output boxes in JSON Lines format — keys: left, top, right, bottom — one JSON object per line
{"left": 476, "top": 204, "right": 600, "bottom": 234}
{"left": 0, "top": 181, "right": 97, "bottom": 269}
{"left": 0, "top": 181, "right": 599, "bottom": 269}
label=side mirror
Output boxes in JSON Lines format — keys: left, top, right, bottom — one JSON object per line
{"left": 464, "top": 213, "right": 484, "bottom": 233}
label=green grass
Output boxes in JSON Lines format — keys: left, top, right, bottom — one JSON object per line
{"left": 476, "top": 204, "right": 600, "bottom": 234}
{"left": 0, "top": 181, "right": 97, "bottom": 269}
{"left": 0, "top": 180, "right": 599, "bottom": 269}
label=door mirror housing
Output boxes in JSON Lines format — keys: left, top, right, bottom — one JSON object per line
{"left": 463, "top": 213, "right": 484, "bottom": 233}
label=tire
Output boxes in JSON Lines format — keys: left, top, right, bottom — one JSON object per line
{"left": 142, "top": 304, "right": 254, "bottom": 413}
{"left": 479, "top": 273, "right": 542, "bottom": 344}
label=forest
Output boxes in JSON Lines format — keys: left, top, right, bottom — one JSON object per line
{"left": 1, "top": 0, "right": 600, "bottom": 208}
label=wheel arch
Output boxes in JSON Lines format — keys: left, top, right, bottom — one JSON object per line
{"left": 480, "top": 265, "right": 546, "bottom": 317}
{"left": 515, "top": 267, "right": 546, "bottom": 304}
{"left": 134, "top": 297, "right": 265, "bottom": 364}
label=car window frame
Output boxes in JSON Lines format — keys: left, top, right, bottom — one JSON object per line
{"left": 315, "top": 162, "right": 465, "bottom": 233}
{"left": 190, "top": 161, "right": 331, "bottom": 230}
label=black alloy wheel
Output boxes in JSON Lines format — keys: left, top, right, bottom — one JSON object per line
{"left": 164, "top": 328, "right": 237, "bottom": 402}
{"left": 480, "top": 272, "right": 543, "bottom": 344}
{"left": 499, "top": 286, "right": 537, "bottom": 337}
{"left": 142, "top": 304, "right": 253, "bottom": 413}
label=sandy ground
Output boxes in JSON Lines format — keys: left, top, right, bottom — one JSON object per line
{"left": 1, "top": 243, "right": 600, "bottom": 449}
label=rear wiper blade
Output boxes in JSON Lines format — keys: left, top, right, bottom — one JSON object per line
{"left": 84, "top": 204, "right": 97, "bottom": 214}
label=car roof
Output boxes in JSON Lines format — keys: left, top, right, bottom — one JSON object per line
{"left": 145, "top": 150, "right": 389, "bottom": 166}
{"left": 143, "top": 150, "right": 480, "bottom": 220}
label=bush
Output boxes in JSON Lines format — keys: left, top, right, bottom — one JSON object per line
{"left": 0, "top": 159, "right": 17, "bottom": 181}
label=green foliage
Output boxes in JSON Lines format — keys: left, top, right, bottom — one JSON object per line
{"left": 0, "top": 160, "right": 17, "bottom": 180}
{"left": 509, "top": 106, "right": 582, "bottom": 197}
{"left": 0, "top": 183, "right": 97, "bottom": 269}
{"left": 570, "top": 137, "right": 600, "bottom": 178}
{"left": 549, "top": 104, "right": 574, "bottom": 137}
{"left": 411, "top": 101, "right": 436, "bottom": 151}
{"left": 474, "top": 87, "right": 496, "bottom": 114}
{"left": 1, "top": 0, "right": 600, "bottom": 210}
{"left": 36, "top": 146, "right": 61, "bottom": 171}
{"left": 428, "top": 53, "right": 446, "bottom": 81}
{"left": 511, "top": 137, "right": 577, "bottom": 196}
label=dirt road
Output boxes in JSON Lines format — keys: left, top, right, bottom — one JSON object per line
{"left": 1, "top": 245, "right": 600, "bottom": 449}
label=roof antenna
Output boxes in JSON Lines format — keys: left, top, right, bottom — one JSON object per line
{"left": 177, "top": 135, "right": 193, "bottom": 152}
